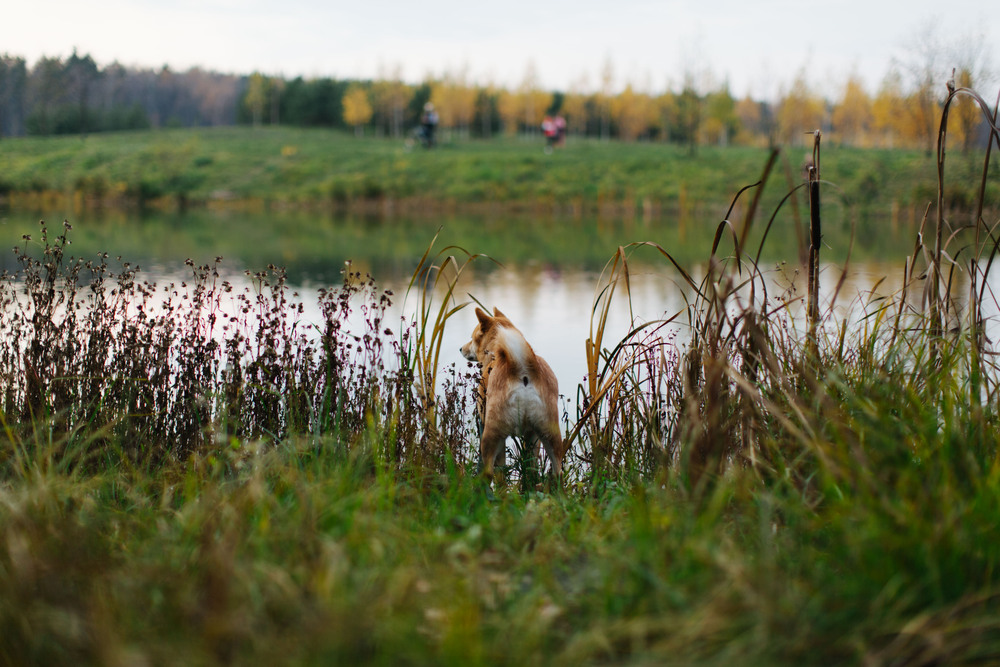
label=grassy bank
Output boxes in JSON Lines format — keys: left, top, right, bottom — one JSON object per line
{"left": 3, "top": 202, "right": 1000, "bottom": 665}
{"left": 5, "top": 423, "right": 1000, "bottom": 666}
{"left": 0, "top": 126, "right": 985, "bottom": 220}
{"left": 3, "top": 96, "right": 1000, "bottom": 664}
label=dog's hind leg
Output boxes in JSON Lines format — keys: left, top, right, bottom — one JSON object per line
{"left": 479, "top": 425, "right": 506, "bottom": 487}
{"left": 540, "top": 428, "right": 565, "bottom": 488}
{"left": 496, "top": 443, "right": 507, "bottom": 487}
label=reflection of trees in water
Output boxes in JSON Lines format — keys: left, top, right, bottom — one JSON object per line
{"left": 2, "top": 209, "right": 966, "bottom": 371}
{"left": 2, "top": 207, "right": 929, "bottom": 286}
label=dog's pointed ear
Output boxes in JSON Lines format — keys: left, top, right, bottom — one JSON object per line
{"left": 493, "top": 307, "right": 508, "bottom": 319}
{"left": 475, "top": 307, "right": 492, "bottom": 327}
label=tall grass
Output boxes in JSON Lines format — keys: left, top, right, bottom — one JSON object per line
{"left": 402, "top": 229, "right": 493, "bottom": 433}
{"left": 0, "top": 222, "right": 479, "bottom": 476}
{"left": 2, "top": 86, "right": 1000, "bottom": 664}
{"left": 564, "top": 83, "right": 1000, "bottom": 498}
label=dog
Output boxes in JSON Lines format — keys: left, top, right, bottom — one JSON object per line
{"left": 460, "top": 307, "right": 565, "bottom": 485}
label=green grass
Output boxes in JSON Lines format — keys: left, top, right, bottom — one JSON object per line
{"left": 4, "top": 105, "right": 1000, "bottom": 664}
{"left": 4, "top": 389, "right": 1000, "bottom": 665}
{"left": 0, "top": 126, "right": 987, "bottom": 220}
{"left": 3, "top": 211, "right": 1000, "bottom": 664}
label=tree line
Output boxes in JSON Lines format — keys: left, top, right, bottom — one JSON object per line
{"left": 1, "top": 29, "right": 992, "bottom": 152}
{"left": 0, "top": 51, "right": 243, "bottom": 137}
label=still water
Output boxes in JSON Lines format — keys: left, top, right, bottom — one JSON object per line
{"left": 1, "top": 207, "right": 993, "bottom": 396}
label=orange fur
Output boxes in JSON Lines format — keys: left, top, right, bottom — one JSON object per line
{"left": 461, "top": 307, "right": 565, "bottom": 484}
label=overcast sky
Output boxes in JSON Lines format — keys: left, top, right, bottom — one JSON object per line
{"left": 3, "top": 0, "right": 997, "bottom": 98}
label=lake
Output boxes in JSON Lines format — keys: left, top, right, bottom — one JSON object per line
{"left": 1, "top": 206, "right": 992, "bottom": 399}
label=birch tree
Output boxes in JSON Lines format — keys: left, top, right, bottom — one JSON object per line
{"left": 342, "top": 84, "right": 372, "bottom": 136}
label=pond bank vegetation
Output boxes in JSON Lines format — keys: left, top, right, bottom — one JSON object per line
{"left": 2, "top": 87, "right": 1000, "bottom": 665}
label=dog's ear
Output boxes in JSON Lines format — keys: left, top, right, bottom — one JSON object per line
{"left": 493, "top": 307, "right": 508, "bottom": 320}
{"left": 475, "top": 307, "right": 492, "bottom": 327}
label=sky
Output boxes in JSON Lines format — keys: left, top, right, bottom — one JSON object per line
{"left": 3, "top": 0, "right": 997, "bottom": 98}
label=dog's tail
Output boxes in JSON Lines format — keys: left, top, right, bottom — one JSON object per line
{"left": 495, "top": 329, "right": 541, "bottom": 381}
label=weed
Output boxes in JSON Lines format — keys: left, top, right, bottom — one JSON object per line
{"left": 0, "top": 221, "right": 479, "bottom": 476}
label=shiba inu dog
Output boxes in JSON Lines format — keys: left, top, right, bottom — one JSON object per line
{"left": 460, "top": 307, "right": 565, "bottom": 485}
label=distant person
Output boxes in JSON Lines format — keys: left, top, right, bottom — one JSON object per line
{"left": 420, "top": 102, "right": 439, "bottom": 148}
{"left": 554, "top": 114, "right": 567, "bottom": 147}
{"left": 542, "top": 114, "right": 558, "bottom": 154}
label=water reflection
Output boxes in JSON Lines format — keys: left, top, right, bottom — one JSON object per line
{"left": 1, "top": 206, "right": 924, "bottom": 284}
{"left": 2, "top": 209, "right": 992, "bottom": 397}
{"left": 116, "top": 259, "right": 969, "bottom": 401}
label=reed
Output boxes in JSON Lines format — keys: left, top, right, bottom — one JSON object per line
{"left": 562, "top": 81, "right": 1000, "bottom": 501}
{"left": 402, "top": 229, "right": 492, "bottom": 432}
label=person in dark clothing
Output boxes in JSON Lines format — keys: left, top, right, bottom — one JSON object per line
{"left": 420, "top": 102, "right": 439, "bottom": 147}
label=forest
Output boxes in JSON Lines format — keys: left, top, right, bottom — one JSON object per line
{"left": 0, "top": 33, "right": 992, "bottom": 153}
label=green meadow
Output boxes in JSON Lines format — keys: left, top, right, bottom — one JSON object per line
{"left": 3, "top": 123, "right": 1000, "bottom": 665}
{"left": 1, "top": 126, "right": 987, "bottom": 222}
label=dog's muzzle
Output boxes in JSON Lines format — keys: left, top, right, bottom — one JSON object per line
{"left": 460, "top": 341, "right": 478, "bottom": 362}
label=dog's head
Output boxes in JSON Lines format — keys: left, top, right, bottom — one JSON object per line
{"left": 460, "top": 307, "right": 512, "bottom": 364}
